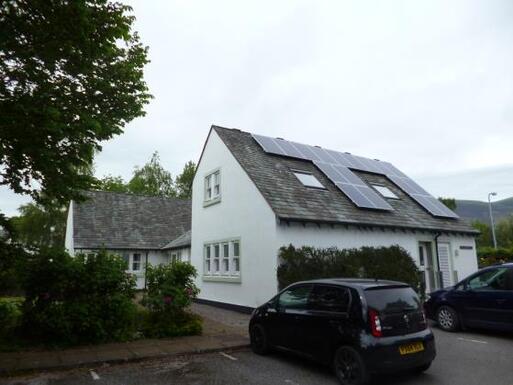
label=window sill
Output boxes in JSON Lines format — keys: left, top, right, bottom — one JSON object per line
{"left": 203, "top": 275, "right": 241, "bottom": 283}
{"left": 203, "top": 196, "right": 221, "bottom": 207}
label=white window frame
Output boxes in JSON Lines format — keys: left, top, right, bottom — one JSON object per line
{"left": 203, "top": 238, "right": 241, "bottom": 283}
{"left": 132, "top": 253, "right": 142, "bottom": 272}
{"left": 204, "top": 168, "right": 221, "bottom": 206}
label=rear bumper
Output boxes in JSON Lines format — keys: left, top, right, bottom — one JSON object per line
{"left": 362, "top": 329, "right": 436, "bottom": 373}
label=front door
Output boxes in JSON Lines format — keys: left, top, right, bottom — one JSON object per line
{"left": 419, "top": 242, "right": 439, "bottom": 292}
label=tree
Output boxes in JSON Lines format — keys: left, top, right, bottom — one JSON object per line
{"left": 175, "top": 161, "right": 196, "bottom": 199}
{"left": 97, "top": 175, "right": 130, "bottom": 193}
{"left": 472, "top": 220, "right": 492, "bottom": 249}
{"left": 0, "top": 0, "right": 151, "bottom": 204}
{"left": 127, "top": 152, "right": 176, "bottom": 197}
{"left": 438, "top": 197, "right": 457, "bottom": 211}
{"left": 10, "top": 201, "right": 67, "bottom": 249}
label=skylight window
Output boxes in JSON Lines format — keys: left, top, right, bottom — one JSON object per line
{"left": 293, "top": 171, "right": 325, "bottom": 189}
{"left": 372, "top": 185, "right": 398, "bottom": 199}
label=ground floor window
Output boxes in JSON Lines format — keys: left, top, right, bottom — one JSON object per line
{"left": 204, "top": 239, "right": 241, "bottom": 277}
{"left": 132, "top": 253, "right": 142, "bottom": 271}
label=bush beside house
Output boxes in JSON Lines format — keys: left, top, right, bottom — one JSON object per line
{"left": 141, "top": 262, "right": 201, "bottom": 338}
{"left": 478, "top": 246, "right": 513, "bottom": 267}
{"left": 277, "top": 244, "right": 421, "bottom": 291}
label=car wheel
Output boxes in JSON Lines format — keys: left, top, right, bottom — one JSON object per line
{"left": 250, "top": 324, "right": 270, "bottom": 355}
{"left": 333, "top": 346, "right": 370, "bottom": 385}
{"left": 436, "top": 305, "right": 460, "bottom": 332}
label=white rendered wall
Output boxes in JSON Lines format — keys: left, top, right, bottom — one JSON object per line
{"left": 64, "top": 201, "right": 74, "bottom": 255}
{"left": 276, "top": 223, "right": 478, "bottom": 287}
{"left": 191, "top": 129, "right": 278, "bottom": 308}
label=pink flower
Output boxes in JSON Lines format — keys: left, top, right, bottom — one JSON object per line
{"left": 185, "top": 288, "right": 194, "bottom": 296}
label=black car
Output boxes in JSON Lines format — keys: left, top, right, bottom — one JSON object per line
{"left": 424, "top": 263, "right": 513, "bottom": 332}
{"left": 249, "top": 279, "right": 436, "bottom": 385}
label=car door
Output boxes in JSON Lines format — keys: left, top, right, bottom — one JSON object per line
{"left": 463, "top": 267, "right": 513, "bottom": 330}
{"left": 295, "top": 284, "right": 352, "bottom": 362}
{"left": 267, "top": 284, "right": 313, "bottom": 351}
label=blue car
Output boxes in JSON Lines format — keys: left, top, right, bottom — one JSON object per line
{"left": 424, "top": 263, "right": 513, "bottom": 332}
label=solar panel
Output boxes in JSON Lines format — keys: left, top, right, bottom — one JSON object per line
{"left": 314, "top": 162, "right": 393, "bottom": 210}
{"left": 251, "top": 133, "right": 459, "bottom": 218}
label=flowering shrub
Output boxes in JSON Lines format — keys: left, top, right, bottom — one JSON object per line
{"left": 142, "top": 261, "right": 201, "bottom": 337}
{"left": 22, "top": 249, "right": 137, "bottom": 345}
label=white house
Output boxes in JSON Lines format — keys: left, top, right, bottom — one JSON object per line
{"left": 191, "top": 125, "right": 479, "bottom": 311}
{"left": 65, "top": 191, "right": 191, "bottom": 289}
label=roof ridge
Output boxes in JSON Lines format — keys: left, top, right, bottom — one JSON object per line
{"left": 87, "top": 189, "right": 191, "bottom": 203}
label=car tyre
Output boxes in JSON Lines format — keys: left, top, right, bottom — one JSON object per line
{"left": 333, "top": 346, "right": 370, "bottom": 385}
{"left": 250, "top": 323, "right": 270, "bottom": 355}
{"left": 436, "top": 305, "right": 460, "bottom": 332}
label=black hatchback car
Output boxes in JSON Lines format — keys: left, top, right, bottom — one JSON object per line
{"left": 249, "top": 279, "right": 436, "bottom": 385}
{"left": 424, "top": 263, "right": 513, "bottom": 332}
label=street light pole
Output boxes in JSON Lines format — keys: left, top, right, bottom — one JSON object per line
{"left": 488, "top": 192, "right": 498, "bottom": 249}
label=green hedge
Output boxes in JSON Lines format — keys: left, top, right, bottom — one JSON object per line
{"left": 478, "top": 246, "right": 513, "bottom": 267}
{"left": 142, "top": 262, "right": 201, "bottom": 338}
{"left": 0, "top": 297, "right": 23, "bottom": 339}
{"left": 277, "top": 245, "right": 421, "bottom": 291}
{"left": 22, "top": 249, "right": 138, "bottom": 346}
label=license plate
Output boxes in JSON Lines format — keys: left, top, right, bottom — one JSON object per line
{"left": 399, "top": 342, "right": 424, "bottom": 355}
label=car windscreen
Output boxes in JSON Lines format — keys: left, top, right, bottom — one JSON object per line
{"left": 364, "top": 286, "right": 421, "bottom": 313}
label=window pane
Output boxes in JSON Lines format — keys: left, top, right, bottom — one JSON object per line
{"left": 372, "top": 184, "right": 398, "bottom": 199}
{"left": 233, "top": 257, "right": 240, "bottom": 272}
{"left": 214, "top": 245, "right": 220, "bottom": 258}
{"left": 310, "top": 285, "right": 350, "bottom": 313}
{"left": 205, "top": 259, "right": 210, "bottom": 273}
{"left": 205, "top": 245, "right": 211, "bottom": 258}
{"left": 214, "top": 259, "right": 219, "bottom": 272}
{"left": 468, "top": 268, "right": 511, "bottom": 291}
{"left": 293, "top": 172, "right": 324, "bottom": 189}
{"left": 279, "top": 285, "right": 312, "bottom": 310}
{"left": 223, "top": 243, "right": 229, "bottom": 257}
{"left": 233, "top": 241, "right": 240, "bottom": 257}
{"left": 223, "top": 259, "right": 229, "bottom": 272}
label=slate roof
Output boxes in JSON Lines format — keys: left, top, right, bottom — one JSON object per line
{"left": 212, "top": 125, "right": 478, "bottom": 235}
{"left": 72, "top": 191, "right": 191, "bottom": 250}
{"left": 161, "top": 230, "right": 191, "bottom": 250}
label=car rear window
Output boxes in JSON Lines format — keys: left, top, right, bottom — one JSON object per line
{"left": 364, "top": 286, "right": 421, "bottom": 313}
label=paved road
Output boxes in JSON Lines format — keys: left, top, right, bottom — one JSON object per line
{"left": 2, "top": 327, "right": 513, "bottom": 385}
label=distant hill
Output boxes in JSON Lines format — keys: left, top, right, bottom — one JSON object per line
{"left": 455, "top": 197, "right": 513, "bottom": 224}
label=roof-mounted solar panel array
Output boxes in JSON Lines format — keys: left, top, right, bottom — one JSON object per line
{"left": 251, "top": 134, "right": 458, "bottom": 219}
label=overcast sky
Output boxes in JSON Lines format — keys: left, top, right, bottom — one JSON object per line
{"left": 2, "top": 0, "right": 513, "bottom": 216}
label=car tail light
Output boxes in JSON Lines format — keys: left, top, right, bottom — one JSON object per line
{"left": 368, "top": 308, "right": 382, "bottom": 337}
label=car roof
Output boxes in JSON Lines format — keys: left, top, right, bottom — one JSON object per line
{"left": 291, "top": 278, "right": 410, "bottom": 290}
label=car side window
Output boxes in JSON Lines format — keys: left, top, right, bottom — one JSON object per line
{"left": 468, "top": 268, "right": 511, "bottom": 291}
{"left": 278, "top": 285, "right": 313, "bottom": 310}
{"left": 309, "top": 285, "right": 351, "bottom": 313}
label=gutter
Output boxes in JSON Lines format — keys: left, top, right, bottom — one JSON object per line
{"left": 434, "top": 232, "right": 443, "bottom": 289}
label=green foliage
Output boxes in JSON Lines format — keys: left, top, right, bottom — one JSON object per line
{"left": 0, "top": 214, "right": 29, "bottom": 295}
{"left": 472, "top": 216, "right": 513, "bottom": 249}
{"left": 0, "top": 297, "right": 23, "bottom": 339}
{"left": 142, "top": 262, "right": 201, "bottom": 338}
{"left": 477, "top": 246, "right": 513, "bottom": 267}
{"left": 22, "top": 249, "right": 137, "bottom": 345}
{"left": 10, "top": 201, "right": 67, "bottom": 249}
{"left": 438, "top": 197, "right": 457, "bottom": 211}
{"left": 277, "top": 245, "right": 421, "bottom": 291}
{"left": 0, "top": 0, "right": 151, "bottom": 204}
{"left": 96, "top": 156, "right": 196, "bottom": 199}
{"left": 96, "top": 175, "right": 130, "bottom": 193}
{"left": 127, "top": 152, "right": 176, "bottom": 197}
{"left": 175, "top": 161, "right": 196, "bottom": 199}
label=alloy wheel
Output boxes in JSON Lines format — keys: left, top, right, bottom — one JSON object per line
{"left": 438, "top": 308, "right": 454, "bottom": 330}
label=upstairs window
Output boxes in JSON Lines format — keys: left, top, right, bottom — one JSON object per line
{"left": 293, "top": 171, "right": 325, "bottom": 189}
{"left": 204, "top": 169, "right": 221, "bottom": 205}
{"left": 372, "top": 184, "right": 398, "bottom": 199}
